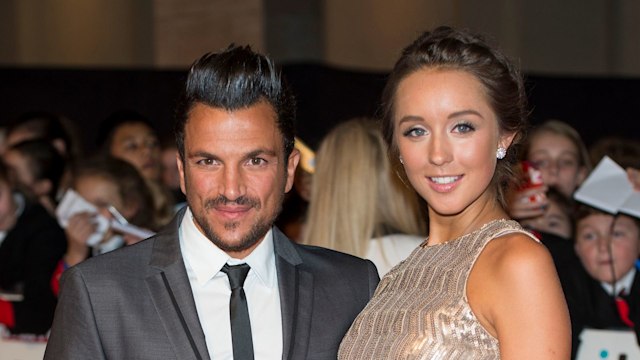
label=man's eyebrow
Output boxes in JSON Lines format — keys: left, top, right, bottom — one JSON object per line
{"left": 246, "top": 149, "right": 277, "bottom": 158}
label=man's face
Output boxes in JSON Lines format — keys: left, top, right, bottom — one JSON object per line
{"left": 178, "top": 102, "right": 299, "bottom": 259}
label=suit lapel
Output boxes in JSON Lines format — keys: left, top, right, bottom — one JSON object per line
{"left": 273, "top": 228, "right": 314, "bottom": 360}
{"left": 145, "top": 209, "right": 210, "bottom": 360}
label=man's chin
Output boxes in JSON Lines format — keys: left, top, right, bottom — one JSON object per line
{"left": 214, "top": 237, "right": 258, "bottom": 253}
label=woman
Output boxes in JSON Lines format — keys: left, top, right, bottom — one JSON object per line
{"left": 97, "top": 110, "right": 175, "bottom": 227}
{"left": 338, "top": 27, "right": 570, "bottom": 359}
{"left": 302, "top": 118, "right": 426, "bottom": 276}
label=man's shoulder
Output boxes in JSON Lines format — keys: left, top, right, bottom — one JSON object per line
{"left": 72, "top": 236, "right": 160, "bottom": 277}
{"left": 295, "top": 242, "right": 364, "bottom": 261}
{"left": 289, "top": 241, "right": 377, "bottom": 275}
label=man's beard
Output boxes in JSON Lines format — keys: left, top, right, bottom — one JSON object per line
{"left": 192, "top": 194, "right": 283, "bottom": 253}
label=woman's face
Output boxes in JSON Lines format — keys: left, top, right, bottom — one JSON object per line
{"left": 575, "top": 213, "right": 640, "bottom": 283}
{"left": 393, "top": 69, "right": 513, "bottom": 217}
{"left": 527, "top": 131, "right": 587, "bottom": 197}
{"left": 109, "top": 122, "right": 161, "bottom": 182}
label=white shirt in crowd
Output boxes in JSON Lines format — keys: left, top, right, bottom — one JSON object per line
{"left": 366, "top": 233, "right": 424, "bottom": 277}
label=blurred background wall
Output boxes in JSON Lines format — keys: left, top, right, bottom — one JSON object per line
{"left": 0, "top": 0, "right": 638, "bottom": 151}
{"left": 1, "top": 0, "right": 639, "bottom": 75}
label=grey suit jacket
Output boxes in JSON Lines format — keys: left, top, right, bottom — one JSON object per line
{"left": 44, "top": 208, "right": 379, "bottom": 359}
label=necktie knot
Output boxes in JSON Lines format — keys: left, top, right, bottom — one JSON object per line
{"left": 222, "top": 263, "right": 251, "bottom": 290}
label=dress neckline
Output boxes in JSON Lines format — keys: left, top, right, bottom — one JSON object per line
{"left": 420, "top": 218, "right": 512, "bottom": 248}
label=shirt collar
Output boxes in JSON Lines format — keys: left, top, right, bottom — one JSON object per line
{"left": 179, "top": 207, "right": 276, "bottom": 288}
{"left": 601, "top": 268, "right": 636, "bottom": 296}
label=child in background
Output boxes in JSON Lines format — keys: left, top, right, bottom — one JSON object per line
{"left": 52, "top": 157, "right": 157, "bottom": 295}
{"left": 508, "top": 120, "right": 591, "bottom": 220}
{"left": 567, "top": 204, "right": 640, "bottom": 357}
{"left": 0, "top": 161, "right": 66, "bottom": 334}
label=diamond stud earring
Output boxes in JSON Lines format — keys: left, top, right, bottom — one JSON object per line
{"left": 496, "top": 147, "right": 506, "bottom": 160}
{"left": 399, "top": 156, "right": 404, "bottom": 164}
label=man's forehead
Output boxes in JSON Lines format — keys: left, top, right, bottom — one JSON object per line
{"left": 184, "top": 103, "right": 284, "bottom": 150}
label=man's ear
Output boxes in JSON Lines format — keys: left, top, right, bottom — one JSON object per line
{"left": 285, "top": 149, "right": 301, "bottom": 193}
{"left": 177, "top": 153, "right": 186, "bottom": 195}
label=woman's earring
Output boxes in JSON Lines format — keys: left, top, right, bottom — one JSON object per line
{"left": 496, "top": 147, "right": 506, "bottom": 160}
{"left": 399, "top": 156, "right": 404, "bottom": 164}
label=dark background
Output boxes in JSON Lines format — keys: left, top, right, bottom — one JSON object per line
{"left": 1, "top": 65, "right": 638, "bottom": 153}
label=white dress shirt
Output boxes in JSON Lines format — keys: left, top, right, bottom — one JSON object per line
{"left": 179, "top": 207, "right": 283, "bottom": 360}
{"left": 601, "top": 268, "right": 636, "bottom": 296}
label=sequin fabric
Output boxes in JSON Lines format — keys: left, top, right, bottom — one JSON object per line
{"left": 338, "top": 219, "right": 538, "bottom": 360}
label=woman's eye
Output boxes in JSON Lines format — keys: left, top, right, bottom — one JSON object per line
{"left": 403, "top": 128, "right": 426, "bottom": 137}
{"left": 453, "top": 122, "right": 475, "bottom": 133}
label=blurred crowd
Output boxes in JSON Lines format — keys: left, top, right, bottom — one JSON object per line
{"left": 0, "top": 105, "right": 639, "bottom": 358}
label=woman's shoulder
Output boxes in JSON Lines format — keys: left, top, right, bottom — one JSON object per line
{"left": 484, "top": 231, "right": 552, "bottom": 272}
{"left": 474, "top": 231, "right": 558, "bottom": 301}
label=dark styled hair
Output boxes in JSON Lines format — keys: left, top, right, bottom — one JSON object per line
{"left": 174, "top": 45, "right": 296, "bottom": 162}
{"left": 6, "top": 111, "right": 77, "bottom": 159}
{"left": 380, "top": 26, "right": 528, "bottom": 208}
{"left": 96, "top": 110, "right": 157, "bottom": 154}
{"left": 574, "top": 203, "right": 640, "bottom": 243}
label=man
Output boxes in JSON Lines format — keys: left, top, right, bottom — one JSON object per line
{"left": 44, "top": 45, "right": 379, "bottom": 360}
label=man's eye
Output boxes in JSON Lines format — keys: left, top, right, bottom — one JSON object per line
{"left": 250, "top": 158, "right": 266, "bottom": 166}
{"left": 197, "top": 159, "right": 214, "bottom": 165}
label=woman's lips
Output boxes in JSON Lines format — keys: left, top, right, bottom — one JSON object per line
{"left": 428, "top": 175, "right": 462, "bottom": 192}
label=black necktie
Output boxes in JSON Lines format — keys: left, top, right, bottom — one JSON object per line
{"left": 221, "top": 263, "right": 254, "bottom": 360}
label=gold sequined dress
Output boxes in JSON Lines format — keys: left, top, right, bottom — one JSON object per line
{"left": 338, "top": 219, "right": 538, "bottom": 360}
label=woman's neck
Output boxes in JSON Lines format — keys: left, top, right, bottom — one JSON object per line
{"left": 427, "top": 197, "right": 508, "bottom": 245}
